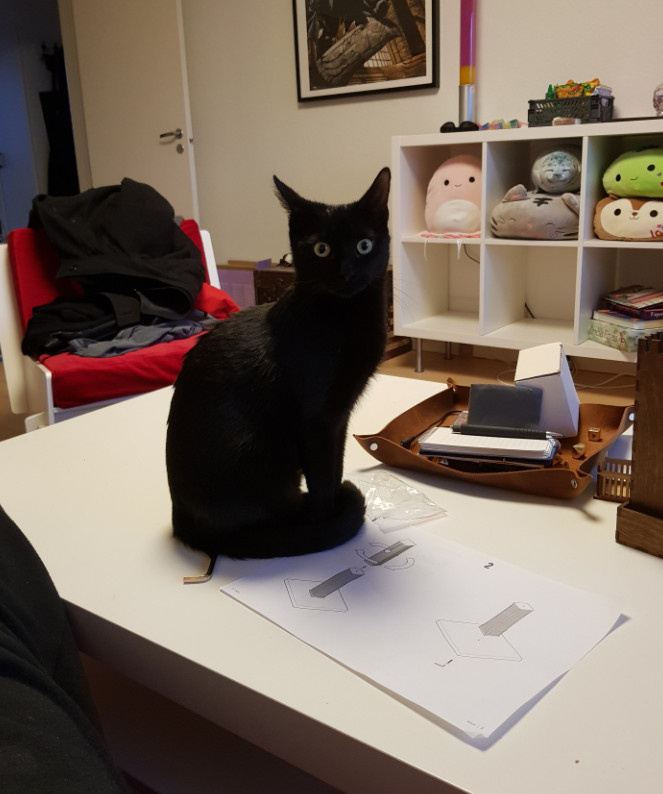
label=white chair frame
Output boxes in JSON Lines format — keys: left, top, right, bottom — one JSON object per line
{"left": 0, "top": 230, "right": 219, "bottom": 432}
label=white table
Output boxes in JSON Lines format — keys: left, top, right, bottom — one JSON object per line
{"left": 0, "top": 374, "right": 659, "bottom": 794}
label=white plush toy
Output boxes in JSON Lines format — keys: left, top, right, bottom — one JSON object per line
{"left": 531, "top": 146, "right": 582, "bottom": 194}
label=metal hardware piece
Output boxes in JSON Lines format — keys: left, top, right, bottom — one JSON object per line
{"left": 183, "top": 555, "right": 217, "bottom": 585}
{"left": 160, "top": 128, "right": 183, "bottom": 140}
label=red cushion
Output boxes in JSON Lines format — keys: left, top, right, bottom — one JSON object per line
{"left": 39, "top": 335, "right": 204, "bottom": 409}
{"left": 8, "top": 221, "right": 240, "bottom": 409}
{"left": 179, "top": 218, "right": 206, "bottom": 269}
{"left": 194, "top": 281, "right": 239, "bottom": 316}
{"left": 8, "top": 228, "right": 82, "bottom": 333}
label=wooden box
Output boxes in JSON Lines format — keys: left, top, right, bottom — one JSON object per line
{"left": 616, "top": 334, "right": 663, "bottom": 556}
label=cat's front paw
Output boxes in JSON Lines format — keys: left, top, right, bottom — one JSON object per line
{"left": 303, "top": 480, "right": 365, "bottom": 520}
{"left": 337, "top": 480, "right": 366, "bottom": 515}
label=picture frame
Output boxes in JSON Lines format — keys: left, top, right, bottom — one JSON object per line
{"left": 293, "top": 0, "right": 439, "bottom": 102}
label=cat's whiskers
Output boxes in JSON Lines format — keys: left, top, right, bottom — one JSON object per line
{"left": 390, "top": 282, "right": 417, "bottom": 318}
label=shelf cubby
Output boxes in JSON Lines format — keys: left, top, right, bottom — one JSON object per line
{"left": 392, "top": 120, "right": 663, "bottom": 364}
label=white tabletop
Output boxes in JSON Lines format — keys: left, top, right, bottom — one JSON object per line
{"left": 0, "top": 374, "right": 658, "bottom": 794}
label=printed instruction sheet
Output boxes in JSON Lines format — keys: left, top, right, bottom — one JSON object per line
{"left": 221, "top": 522, "right": 622, "bottom": 739}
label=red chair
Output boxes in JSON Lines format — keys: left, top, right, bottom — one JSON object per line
{"left": 0, "top": 221, "right": 239, "bottom": 431}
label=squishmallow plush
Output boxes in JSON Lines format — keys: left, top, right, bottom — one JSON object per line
{"left": 489, "top": 146, "right": 581, "bottom": 240}
{"left": 531, "top": 146, "right": 582, "bottom": 194}
{"left": 602, "top": 148, "right": 663, "bottom": 198}
{"left": 490, "top": 184, "right": 580, "bottom": 240}
{"left": 424, "top": 154, "right": 482, "bottom": 235}
{"left": 593, "top": 195, "right": 663, "bottom": 241}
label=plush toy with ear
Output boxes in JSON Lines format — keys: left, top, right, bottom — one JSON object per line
{"left": 594, "top": 195, "right": 663, "bottom": 241}
{"left": 602, "top": 147, "right": 663, "bottom": 198}
{"left": 424, "top": 154, "right": 482, "bottom": 236}
{"left": 491, "top": 185, "right": 580, "bottom": 240}
{"left": 490, "top": 146, "right": 581, "bottom": 240}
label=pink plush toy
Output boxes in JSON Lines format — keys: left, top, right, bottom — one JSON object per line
{"left": 424, "top": 154, "right": 482, "bottom": 236}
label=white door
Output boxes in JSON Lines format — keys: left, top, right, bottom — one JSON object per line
{"left": 60, "top": 0, "right": 198, "bottom": 219}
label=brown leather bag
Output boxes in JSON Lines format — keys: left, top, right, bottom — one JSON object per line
{"left": 354, "top": 382, "right": 633, "bottom": 500}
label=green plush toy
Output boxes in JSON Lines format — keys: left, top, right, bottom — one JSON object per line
{"left": 602, "top": 147, "right": 663, "bottom": 198}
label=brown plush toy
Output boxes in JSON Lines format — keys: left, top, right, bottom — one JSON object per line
{"left": 490, "top": 185, "right": 580, "bottom": 240}
{"left": 593, "top": 195, "right": 663, "bottom": 241}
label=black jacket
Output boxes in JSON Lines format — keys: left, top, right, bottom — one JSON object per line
{"left": 23, "top": 178, "right": 206, "bottom": 356}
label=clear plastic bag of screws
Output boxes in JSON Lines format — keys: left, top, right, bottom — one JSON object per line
{"left": 351, "top": 471, "right": 447, "bottom": 533}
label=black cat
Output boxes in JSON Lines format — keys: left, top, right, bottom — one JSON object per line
{"left": 166, "top": 167, "right": 390, "bottom": 561}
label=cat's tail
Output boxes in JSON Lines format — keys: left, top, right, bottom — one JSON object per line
{"left": 209, "top": 480, "right": 366, "bottom": 560}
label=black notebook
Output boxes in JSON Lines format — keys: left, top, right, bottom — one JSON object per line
{"left": 459, "top": 383, "right": 544, "bottom": 439}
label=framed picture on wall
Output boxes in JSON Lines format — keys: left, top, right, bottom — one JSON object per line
{"left": 293, "top": 0, "right": 439, "bottom": 102}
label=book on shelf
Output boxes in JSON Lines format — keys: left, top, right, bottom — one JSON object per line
{"left": 601, "top": 285, "right": 663, "bottom": 320}
{"left": 603, "top": 302, "right": 663, "bottom": 321}
{"left": 586, "top": 317, "right": 658, "bottom": 352}
{"left": 592, "top": 308, "right": 663, "bottom": 330}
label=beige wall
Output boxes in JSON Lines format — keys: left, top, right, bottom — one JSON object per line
{"left": 182, "top": 0, "right": 660, "bottom": 264}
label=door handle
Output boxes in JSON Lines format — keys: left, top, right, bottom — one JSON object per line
{"left": 159, "top": 128, "right": 183, "bottom": 140}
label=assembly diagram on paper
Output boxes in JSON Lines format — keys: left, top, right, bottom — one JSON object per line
{"left": 222, "top": 522, "right": 621, "bottom": 740}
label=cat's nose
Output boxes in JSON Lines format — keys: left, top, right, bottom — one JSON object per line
{"left": 340, "top": 264, "right": 353, "bottom": 281}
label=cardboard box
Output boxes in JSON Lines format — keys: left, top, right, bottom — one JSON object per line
{"left": 514, "top": 342, "right": 579, "bottom": 437}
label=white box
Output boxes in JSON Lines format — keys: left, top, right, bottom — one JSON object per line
{"left": 514, "top": 342, "right": 579, "bottom": 437}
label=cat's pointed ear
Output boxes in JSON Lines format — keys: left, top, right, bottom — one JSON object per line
{"left": 360, "top": 167, "right": 391, "bottom": 211}
{"left": 273, "top": 176, "right": 302, "bottom": 214}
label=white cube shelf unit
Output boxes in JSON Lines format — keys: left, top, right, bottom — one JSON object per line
{"left": 392, "top": 119, "right": 663, "bottom": 365}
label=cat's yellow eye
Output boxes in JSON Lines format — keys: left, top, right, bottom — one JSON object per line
{"left": 356, "top": 239, "right": 373, "bottom": 255}
{"left": 313, "top": 241, "right": 331, "bottom": 257}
